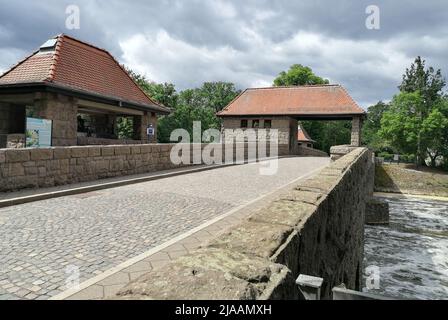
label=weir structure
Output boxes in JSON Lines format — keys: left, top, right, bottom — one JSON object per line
{"left": 115, "top": 147, "right": 375, "bottom": 300}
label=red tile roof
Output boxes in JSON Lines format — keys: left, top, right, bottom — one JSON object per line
{"left": 217, "top": 85, "right": 365, "bottom": 117}
{"left": 297, "top": 126, "right": 315, "bottom": 143}
{"left": 0, "top": 34, "right": 168, "bottom": 113}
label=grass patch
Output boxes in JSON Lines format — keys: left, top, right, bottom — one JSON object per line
{"left": 375, "top": 164, "right": 448, "bottom": 197}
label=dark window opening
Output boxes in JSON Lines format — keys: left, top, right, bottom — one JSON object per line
{"left": 241, "top": 119, "right": 248, "bottom": 128}
{"left": 264, "top": 120, "right": 272, "bottom": 129}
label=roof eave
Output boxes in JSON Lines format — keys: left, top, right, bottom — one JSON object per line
{"left": 0, "top": 82, "right": 171, "bottom": 115}
{"left": 217, "top": 112, "right": 366, "bottom": 119}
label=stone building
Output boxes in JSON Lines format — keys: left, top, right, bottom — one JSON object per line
{"left": 0, "top": 34, "right": 170, "bottom": 148}
{"left": 217, "top": 85, "right": 365, "bottom": 155}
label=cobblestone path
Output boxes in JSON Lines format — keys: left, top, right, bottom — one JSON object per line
{"left": 0, "top": 157, "right": 329, "bottom": 299}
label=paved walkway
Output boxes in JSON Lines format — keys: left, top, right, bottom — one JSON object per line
{"left": 0, "top": 157, "right": 329, "bottom": 300}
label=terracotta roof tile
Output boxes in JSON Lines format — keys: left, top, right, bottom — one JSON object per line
{"left": 218, "top": 85, "right": 365, "bottom": 117}
{"left": 0, "top": 34, "right": 168, "bottom": 112}
{"left": 297, "top": 126, "right": 315, "bottom": 143}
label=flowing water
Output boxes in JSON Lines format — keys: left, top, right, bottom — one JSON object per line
{"left": 363, "top": 196, "right": 448, "bottom": 300}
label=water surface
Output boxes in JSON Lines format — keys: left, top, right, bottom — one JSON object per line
{"left": 364, "top": 196, "right": 448, "bottom": 300}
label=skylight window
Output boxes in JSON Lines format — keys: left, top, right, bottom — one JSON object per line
{"left": 38, "top": 38, "right": 57, "bottom": 53}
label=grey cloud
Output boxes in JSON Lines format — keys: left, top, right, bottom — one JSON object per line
{"left": 0, "top": 0, "right": 447, "bottom": 108}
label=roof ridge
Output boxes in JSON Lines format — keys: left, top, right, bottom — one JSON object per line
{"left": 247, "top": 84, "right": 340, "bottom": 90}
{"left": 216, "top": 88, "right": 248, "bottom": 115}
{"left": 46, "top": 35, "right": 64, "bottom": 82}
{"left": 338, "top": 85, "right": 364, "bottom": 112}
{"left": 58, "top": 34, "right": 111, "bottom": 56}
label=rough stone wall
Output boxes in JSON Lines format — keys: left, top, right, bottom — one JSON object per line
{"left": 222, "top": 117, "right": 294, "bottom": 153}
{"left": 77, "top": 137, "right": 146, "bottom": 146}
{"left": 0, "top": 144, "right": 180, "bottom": 191}
{"left": 117, "top": 148, "right": 374, "bottom": 300}
{"left": 330, "top": 145, "right": 359, "bottom": 161}
{"left": 0, "top": 102, "right": 10, "bottom": 135}
{"left": 34, "top": 93, "right": 78, "bottom": 146}
{"left": 297, "top": 146, "right": 328, "bottom": 157}
{"left": 365, "top": 198, "right": 389, "bottom": 225}
{"left": 1, "top": 142, "right": 291, "bottom": 192}
{"left": 351, "top": 116, "right": 362, "bottom": 147}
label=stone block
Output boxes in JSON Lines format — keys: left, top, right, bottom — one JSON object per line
{"left": 8, "top": 163, "right": 25, "bottom": 176}
{"left": 25, "top": 166, "right": 38, "bottom": 175}
{"left": 208, "top": 221, "right": 294, "bottom": 259}
{"left": 295, "top": 174, "right": 340, "bottom": 194}
{"left": 10, "top": 175, "right": 38, "bottom": 190}
{"left": 70, "top": 147, "right": 89, "bottom": 158}
{"left": 53, "top": 148, "right": 71, "bottom": 159}
{"left": 116, "top": 248, "right": 292, "bottom": 300}
{"left": 87, "top": 147, "right": 101, "bottom": 157}
{"left": 5, "top": 150, "right": 30, "bottom": 163}
{"left": 95, "top": 160, "right": 109, "bottom": 173}
{"left": 110, "top": 159, "right": 124, "bottom": 171}
{"left": 131, "top": 146, "right": 141, "bottom": 154}
{"left": 140, "top": 145, "right": 152, "bottom": 154}
{"left": 280, "top": 190, "right": 325, "bottom": 206}
{"left": 249, "top": 200, "right": 316, "bottom": 228}
{"left": 60, "top": 159, "right": 70, "bottom": 174}
{"left": 30, "top": 149, "right": 53, "bottom": 161}
{"left": 114, "top": 147, "right": 131, "bottom": 156}
{"left": 101, "top": 146, "right": 115, "bottom": 156}
{"left": 0, "top": 150, "right": 5, "bottom": 163}
{"left": 366, "top": 198, "right": 390, "bottom": 225}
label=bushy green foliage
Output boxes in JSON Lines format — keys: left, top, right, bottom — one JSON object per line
{"left": 302, "top": 120, "right": 352, "bottom": 154}
{"left": 126, "top": 67, "right": 240, "bottom": 143}
{"left": 116, "top": 117, "right": 133, "bottom": 139}
{"left": 273, "top": 64, "right": 329, "bottom": 86}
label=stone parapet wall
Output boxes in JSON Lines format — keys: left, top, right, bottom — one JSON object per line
{"left": 222, "top": 117, "right": 294, "bottom": 146}
{"left": 1, "top": 142, "right": 289, "bottom": 192}
{"left": 77, "top": 136, "right": 146, "bottom": 146}
{"left": 297, "top": 146, "right": 328, "bottom": 157}
{"left": 330, "top": 144, "right": 360, "bottom": 161}
{"left": 117, "top": 148, "right": 374, "bottom": 300}
{"left": 0, "top": 144, "right": 180, "bottom": 192}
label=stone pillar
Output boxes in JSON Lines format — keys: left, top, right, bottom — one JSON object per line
{"left": 107, "top": 114, "right": 117, "bottom": 138}
{"left": 33, "top": 93, "right": 78, "bottom": 146}
{"left": 351, "top": 116, "right": 362, "bottom": 147}
{"left": 133, "top": 112, "right": 149, "bottom": 142}
{"left": 0, "top": 102, "right": 10, "bottom": 134}
{"left": 148, "top": 112, "right": 157, "bottom": 143}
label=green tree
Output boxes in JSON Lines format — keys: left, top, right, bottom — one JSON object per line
{"left": 399, "top": 56, "right": 445, "bottom": 110}
{"left": 273, "top": 64, "right": 329, "bottom": 86}
{"left": 302, "top": 121, "right": 352, "bottom": 154}
{"left": 378, "top": 57, "right": 448, "bottom": 168}
{"left": 157, "top": 82, "right": 240, "bottom": 143}
{"left": 421, "top": 99, "right": 448, "bottom": 167}
{"left": 379, "top": 92, "right": 448, "bottom": 167}
{"left": 196, "top": 82, "right": 241, "bottom": 112}
{"left": 362, "top": 101, "right": 392, "bottom": 151}
{"left": 116, "top": 117, "right": 134, "bottom": 139}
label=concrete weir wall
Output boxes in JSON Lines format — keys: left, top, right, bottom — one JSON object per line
{"left": 116, "top": 148, "right": 374, "bottom": 300}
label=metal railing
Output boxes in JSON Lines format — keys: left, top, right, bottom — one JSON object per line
{"left": 296, "top": 274, "right": 395, "bottom": 300}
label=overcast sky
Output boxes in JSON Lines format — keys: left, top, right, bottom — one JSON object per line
{"left": 0, "top": 0, "right": 447, "bottom": 107}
